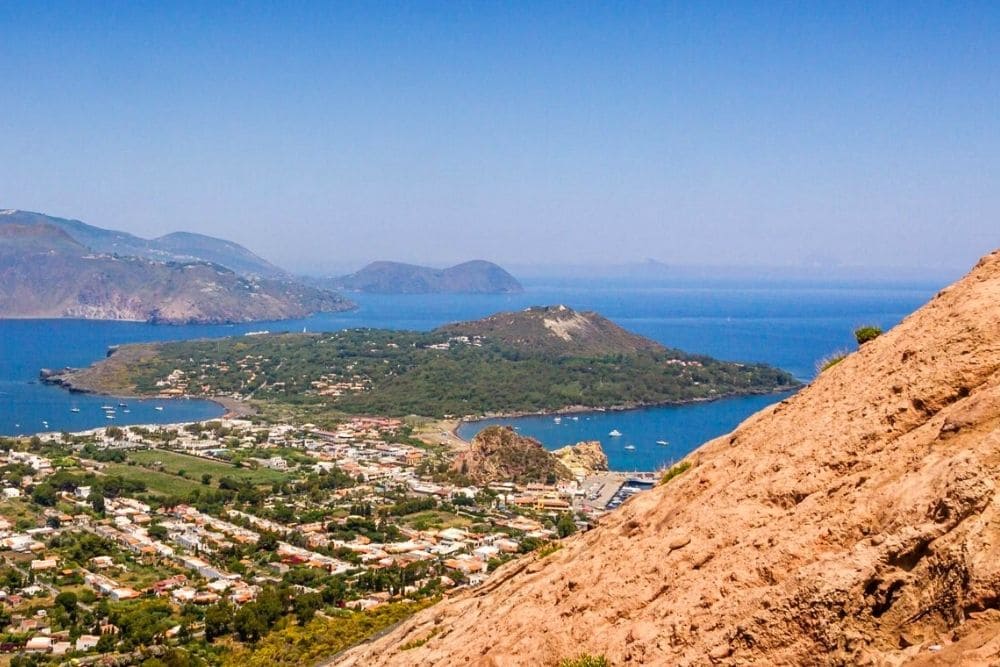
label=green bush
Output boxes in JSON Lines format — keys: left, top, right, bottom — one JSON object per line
{"left": 854, "top": 325, "right": 882, "bottom": 346}
{"left": 559, "top": 655, "right": 610, "bottom": 667}
{"left": 660, "top": 460, "right": 692, "bottom": 485}
{"left": 817, "top": 352, "right": 848, "bottom": 373}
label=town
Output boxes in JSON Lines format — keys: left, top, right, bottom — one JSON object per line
{"left": 0, "top": 415, "right": 653, "bottom": 664}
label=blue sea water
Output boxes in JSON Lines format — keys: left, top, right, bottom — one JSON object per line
{"left": 0, "top": 276, "right": 941, "bottom": 456}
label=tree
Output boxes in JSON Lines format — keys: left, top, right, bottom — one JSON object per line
{"left": 556, "top": 512, "right": 577, "bottom": 539}
{"left": 55, "top": 591, "right": 78, "bottom": 618}
{"left": 854, "top": 325, "right": 883, "bottom": 346}
{"left": 204, "top": 599, "right": 234, "bottom": 640}
{"left": 233, "top": 605, "right": 268, "bottom": 642}
{"left": 201, "top": 473, "right": 212, "bottom": 485}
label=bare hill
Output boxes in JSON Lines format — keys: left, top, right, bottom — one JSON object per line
{"left": 335, "top": 249, "right": 1000, "bottom": 666}
{"left": 439, "top": 305, "right": 664, "bottom": 356}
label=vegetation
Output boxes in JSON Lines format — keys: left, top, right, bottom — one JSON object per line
{"left": 660, "top": 460, "right": 692, "bottom": 485}
{"left": 221, "top": 599, "right": 436, "bottom": 667}
{"left": 854, "top": 325, "right": 883, "bottom": 345}
{"left": 71, "top": 318, "right": 797, "bottom": 421}
{"left": 818, "top": 351, "right": 848, "bottom": 372}
{"left": 559, "top": 654, "right": 611, "bottom": 667}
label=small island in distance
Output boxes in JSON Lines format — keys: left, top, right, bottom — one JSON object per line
{"left": 321, "top": 259, "right": 524, "bottom": 294}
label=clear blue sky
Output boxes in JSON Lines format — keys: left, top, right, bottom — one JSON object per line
{"left": 1, "top": 2, "right": 997, "bottom": 272}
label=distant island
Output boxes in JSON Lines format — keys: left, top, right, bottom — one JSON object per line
{"left": 44, "top": 305, "right": 798, "bottom": 421}
{"left": 1, "top": 209, "right": 287, "bottom": 278}
{"left": 0, "top": 211, "right": 354, "bottom": 324}
{"left": 324, "top": 260, "right": 523, "bottom": 294}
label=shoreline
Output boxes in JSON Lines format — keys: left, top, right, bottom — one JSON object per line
{"left": 449, "top": 384, "right": 800, "bottom": 441}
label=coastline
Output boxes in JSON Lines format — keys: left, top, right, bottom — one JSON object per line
{"left": 450, "top": 384, "right": 801, "bottom": 441}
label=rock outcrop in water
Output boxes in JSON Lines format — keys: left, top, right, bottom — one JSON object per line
{"left": 335, "top": 249, "right": 1000, "bottom": 666}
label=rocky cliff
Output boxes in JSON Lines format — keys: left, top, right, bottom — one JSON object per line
{"left": 458, "top": 426, "right": 573, "bottom": 485}
{"left": 552, "top": 440, "right": 609, "bottom": 477}
{"left": 335, "top": 249, "right": 1000, "bottom": 666}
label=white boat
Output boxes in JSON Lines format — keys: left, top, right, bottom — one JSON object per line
{"left": 41, "top": 421, "right": 49, "bottom": 428}
{"left": 70, "top": 407, "right": 80, "bottom": 413}
{"left": 656, "top": 439, "right": 669, "bottom": 446}
{"left": 624, "top": 444, "right": 636, "bottom": 451}
{"left": 553, "top": 417, "right": 562, "bottom": 423}
{"left": 608, "top": 429, "right": 623, "bottom": 437}
{"left": 105, "top": 414, "right": 115, "bottom": 420}
{"left": 571, "top": 416, "right": 579, "bottom": 421}
{"left": 100, "top": 405, "right": 114, "bottom": 410}
{"left": 122, "top": 408, "right": 131, "bottom": 413}
{"left": 154, "top": 406, "right": 164, "bottom": 411}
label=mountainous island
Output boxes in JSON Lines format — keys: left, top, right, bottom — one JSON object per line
{"left": 334, "top": 249, "right": 1000, "bottom": 666}
{"left": 42, "top": 305, "right": 797, "bottom": 420}
{"left": 0, "top": 210, "right": 354, "bottom": 324}
{"left": 325, "top": 259, "right": 523, "bottom": 294}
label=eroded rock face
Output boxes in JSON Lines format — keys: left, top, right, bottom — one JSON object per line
{"left": 552, "top": 440, "right": 609, "bottom": 477}
{"left": 458, "top": 426, "right": 573, "bottom": 485}
{"left": 335, "top": 249, "right": 1000, "bottom": 666}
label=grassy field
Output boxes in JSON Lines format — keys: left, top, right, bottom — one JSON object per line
{"left": 403, "top": 510, "right": 473, "bottom": 531}
{"left": 126, "top": 449, "right": 290, "bottom": 485}
{"left": 104, "top": 463, "right": 206, "bottom": 497}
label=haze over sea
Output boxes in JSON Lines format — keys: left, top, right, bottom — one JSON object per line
{"left": 1, "top": 275, "right": 942, "bottom": 469}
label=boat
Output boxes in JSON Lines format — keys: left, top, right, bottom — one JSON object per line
{"left": 70, "top": 407, "right": 80, "bottom": 413}
{"left": 122, "top": 408, "right": 131, "bottom": 413}
{"left": 105, "top": 414, "right": 115, "bottom": 420}
{"left": 571, "top": 416, "right": 579, "bottom": 421}
{"left": 41, "top": 420, "right": 49, "bottom": 428}
{"left": 624, "top": 444, "right": 636, "bottom": 451}
{"left": 118, "top": 402, "right": 127, "bottom": 408}
{"left": 553, "top": 417, "right": 562, "bottom": 423}
{"left": 100, "top": 405, "right": 114, "bottom": 410}
{"left": 608, "top": 429, "right": 623, "bottom": 437}
{"left": 154, "top": 406, "right": 164, "bottom": 411}
{"left": 656, "top": 439, "right": 669, "bottom": 446}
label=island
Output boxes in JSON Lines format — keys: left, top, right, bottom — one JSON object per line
{"left": 324, "top": 259, "right": 523, "bottom": 294}
{"left": 42, "top": 305, "right": 798, "bottom": 423}
{"left": 0, "top": 219, "right": 355, "bottom": 324}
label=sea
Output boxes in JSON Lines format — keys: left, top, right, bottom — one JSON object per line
{"left": 0, "top": 275, "right": 944, "bottom": 469}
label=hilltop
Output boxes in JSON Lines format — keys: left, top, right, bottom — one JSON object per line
{"left": 335, "top": 249, "right": 1000, "bottom": 665}
{"left": 0, "top": 208, "right": 287, "bottom": 278}
{"left": 458, "top": 426, "right": 573, "bottom": 485}
{"left": 440, "top": 305, "right": 662, "bottom": 356}
{"left": 46, "top": 305, "right": 796, "bottom": 420}
{"left": 326, "top": 259, "right": 523, "bottom": 294}
{"left": 0, "top": 222, "right": 353, "bottom": 324}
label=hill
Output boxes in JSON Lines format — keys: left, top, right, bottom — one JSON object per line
{"left": 0, "top": 222, "right": 353, "bottom": 324}
{"left": 334, "top": 249, "right": 1000, "bottom": 665}
{"left": 440, "top": 305, "right": 662, "bottom": 356}
{"left": 457, "top": 426, "right": 573, "bottom": 485}
{"left": 0, "top": 208, "right": 286, "bottom": 278}
{"left": 328, "top": 260, "right": 523, "bottom": 294}
{"left": 46, "top": 305, "right": 796, "bottom": 420}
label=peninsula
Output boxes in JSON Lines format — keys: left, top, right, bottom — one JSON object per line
{"left": 42, "top": 305, "right": 798, "bottom": 422}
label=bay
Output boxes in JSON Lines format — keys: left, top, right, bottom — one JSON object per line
{"left": 0, "top": 276, "right": 941, "bottom": 446}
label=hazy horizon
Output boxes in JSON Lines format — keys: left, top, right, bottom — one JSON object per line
{"left": 2, "top": 3, "right": 997, "bottom": 272}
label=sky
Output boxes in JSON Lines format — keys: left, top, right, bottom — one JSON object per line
{"left": 0, "top": 2, "right": 997, "bottom": 274}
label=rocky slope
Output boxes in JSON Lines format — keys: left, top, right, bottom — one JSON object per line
{"left": 0, "top": 208, "right": 286, "bottom": 278}
{"left": 552, "top": 441, "right": 609, "bottom": 477}
{"left": 328, "top": 259, "right": 523, "bottom": 294}
{"left": 336, "top": 249, "right": 1000, "bottom": 666}
{"left": 0, "top": 223, "right": 353, "bottom": 324}
{"left": 458, "top": 426, "right": 573, "bottom": 485}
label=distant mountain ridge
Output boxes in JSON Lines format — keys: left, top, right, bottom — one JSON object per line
{"left": 327, "top": 259, "right": 523, "bottom": 294}
{"left": 0, "top": 209, "right": 286, "bottom": 278}
{"left": 0, "top": 221, "right": 353, "bottom": 324}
